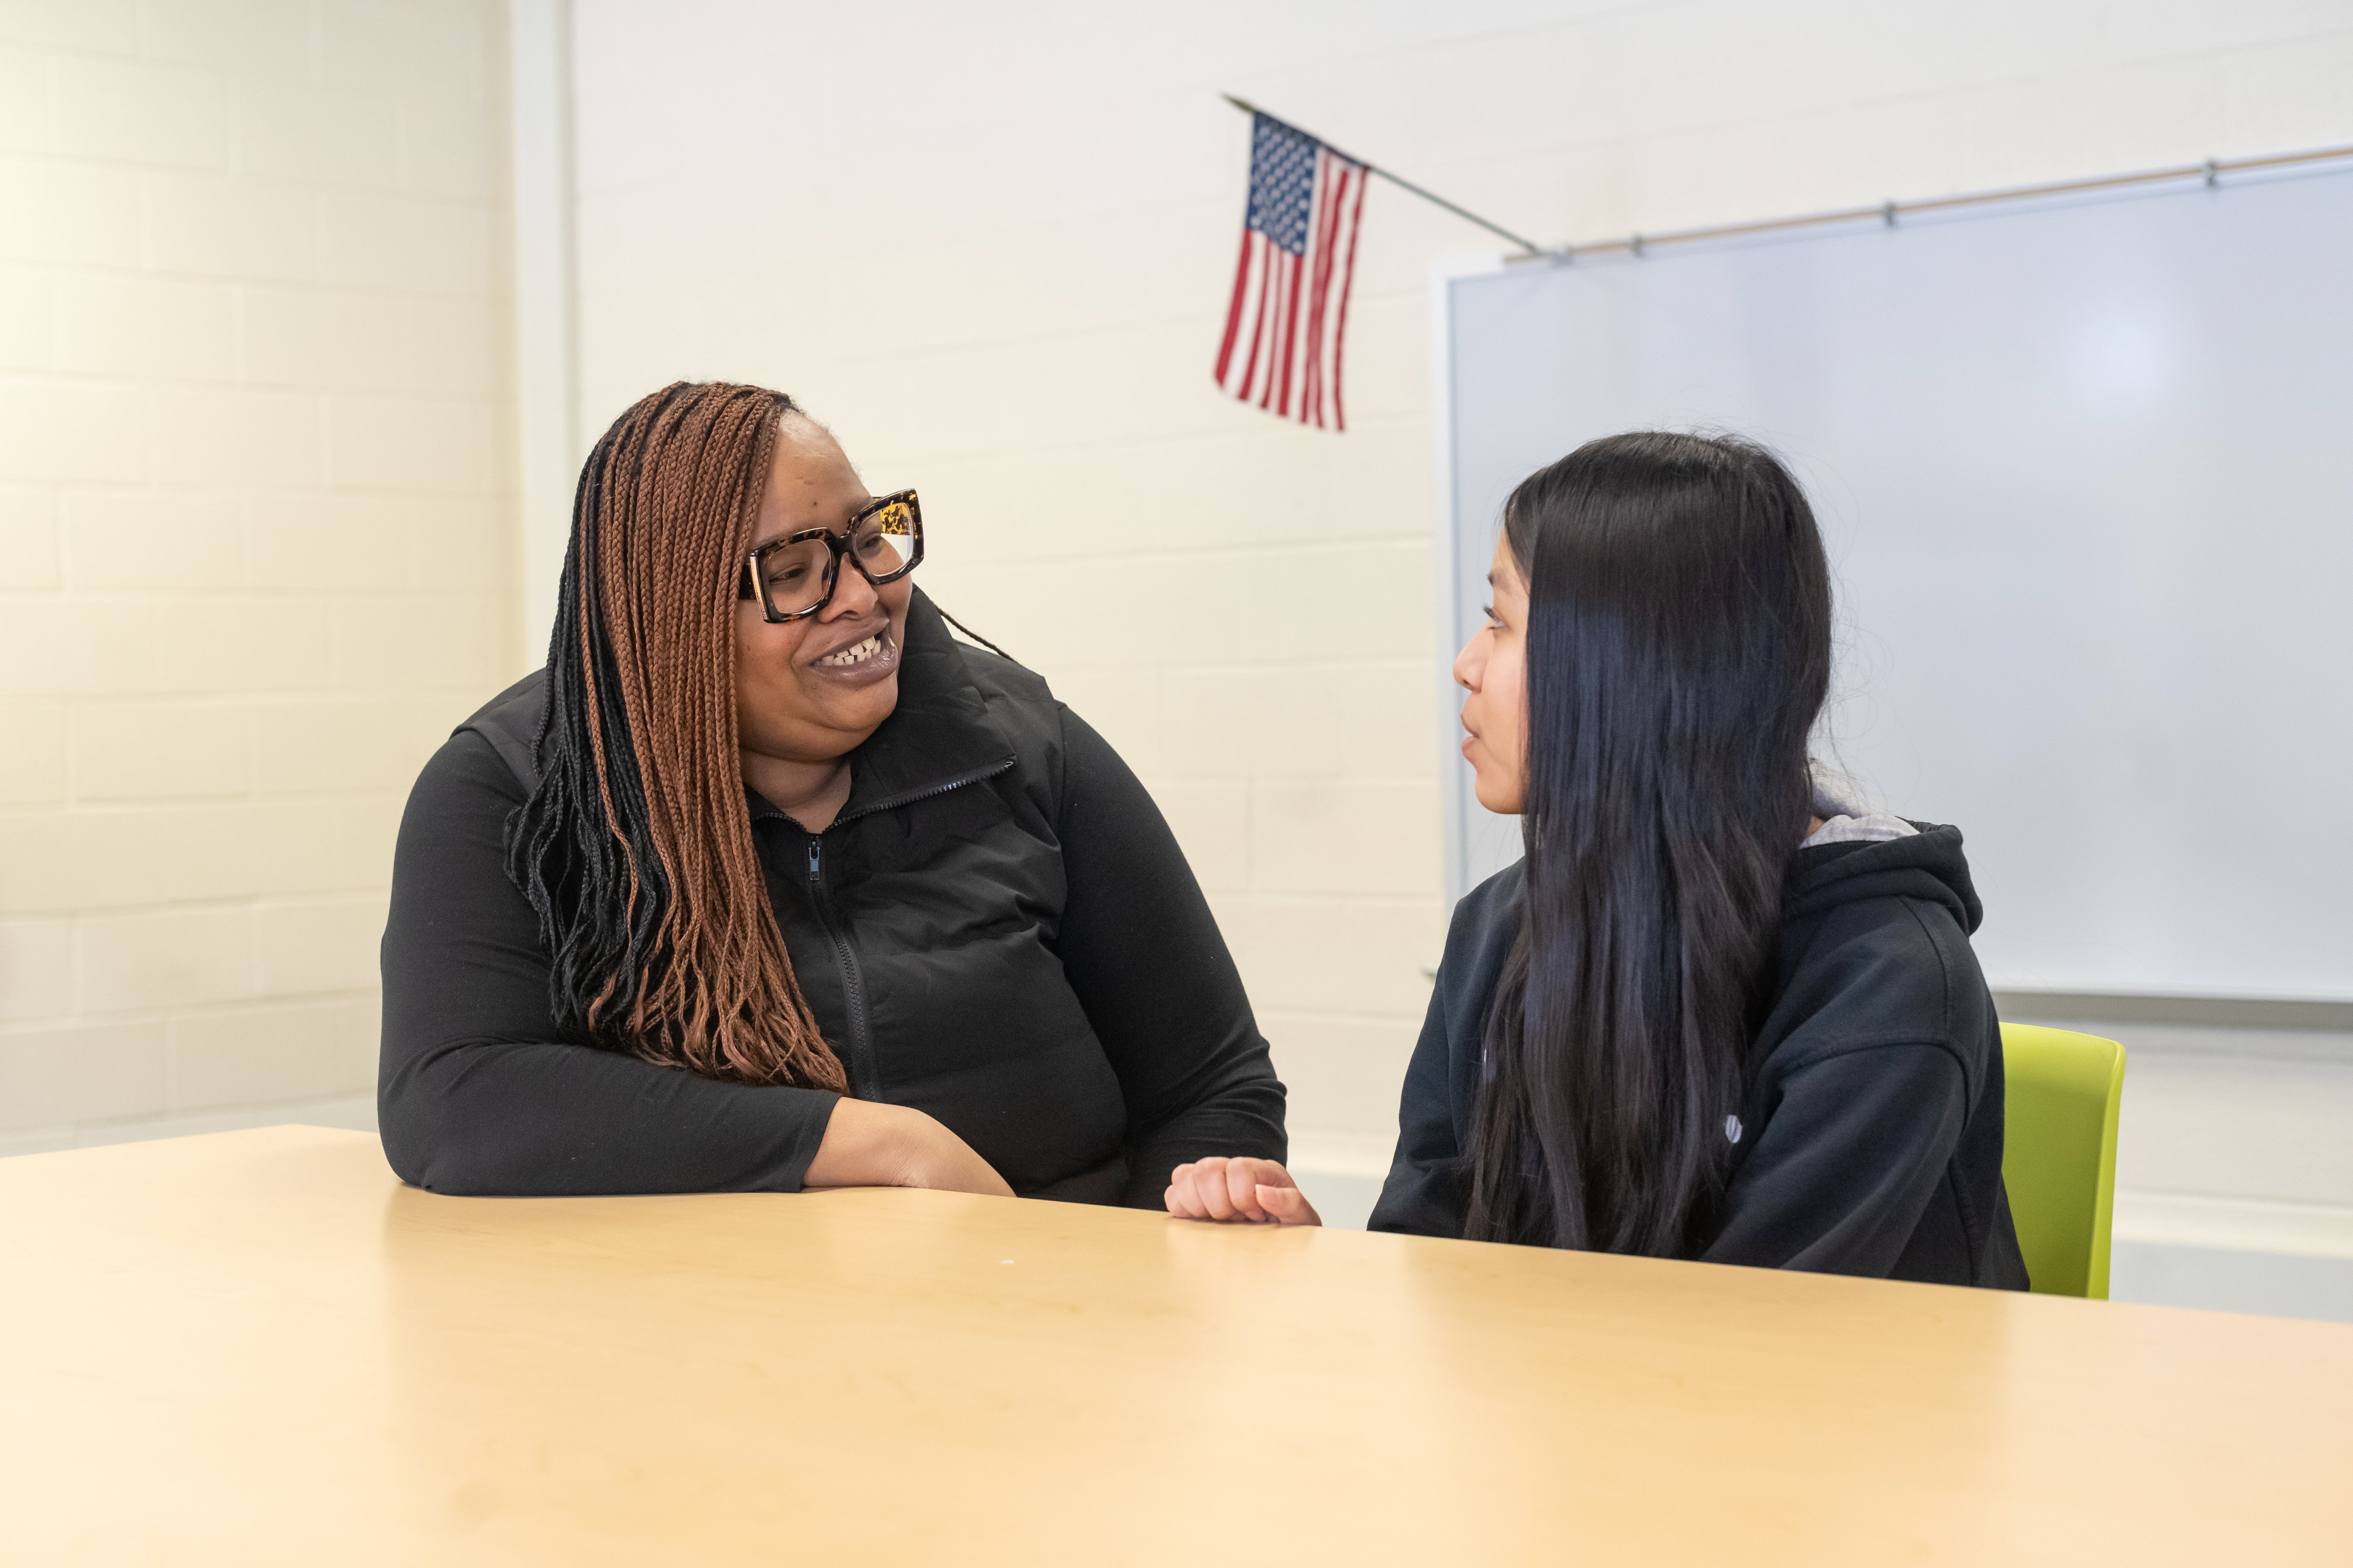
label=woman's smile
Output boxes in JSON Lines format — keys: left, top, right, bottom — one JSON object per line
{"left": 816, "top": 632, "right": 884, "bottom": 667}
{"left": 804, "top": 624, "right": 898, "bottom": 687}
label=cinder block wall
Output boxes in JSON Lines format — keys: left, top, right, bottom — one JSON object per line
{"left": 0, "top": 0, "right": 517, "bottom": 1153}
{"left": 7, "top": 0, "right": 2351, "bottom": 1282}
{"left": 566, "top": 0, "right": 2353, "bottom": 1180}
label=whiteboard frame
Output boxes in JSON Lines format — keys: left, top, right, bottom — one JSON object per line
{"left": 1427, "top": 171, "right": 2353, "bottom": 1003}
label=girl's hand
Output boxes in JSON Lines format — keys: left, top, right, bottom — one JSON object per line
{"left": 1164, "top": 1157, "right": 1321, "bottom": 1226}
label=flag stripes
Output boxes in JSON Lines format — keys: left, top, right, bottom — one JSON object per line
{"left": 1214, "top": 117, "right": 1367, "bottom": 431}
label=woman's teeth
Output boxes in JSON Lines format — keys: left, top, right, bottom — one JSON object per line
{"left": 816, "top": 633, "right": 884, "bottom": 668}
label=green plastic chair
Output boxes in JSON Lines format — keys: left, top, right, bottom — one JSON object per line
{"left": 1999, "top": 1023, "right": 2127, "bottom": 1299}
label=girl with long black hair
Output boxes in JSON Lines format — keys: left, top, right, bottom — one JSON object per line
{"left": 1168, "top": 432, "right": 2028, "bottom": 1288}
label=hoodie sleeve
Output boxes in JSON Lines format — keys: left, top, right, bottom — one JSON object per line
{"left": 1364, "top": 967, "right": 1470, "bottom": 1238}
{"left": 1365, "top": 872, "right": 1533, "bottom": 1240}
{"left": 1699, "top": 1042, "right": 1968, "bottom": 1275}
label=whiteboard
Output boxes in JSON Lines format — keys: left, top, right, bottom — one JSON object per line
{"left": 1436, "top": 162, "right": 2353, "bottom": 1001}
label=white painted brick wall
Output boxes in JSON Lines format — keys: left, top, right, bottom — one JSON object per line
{"left": 0, "top": 0, "right": 517, "bottom": 1153}
{"left": 5, "top": 0, "right": 2348, "bottom": 1215}
{"left": 567, "top": 0, "right": 2353, "bottom": 1154}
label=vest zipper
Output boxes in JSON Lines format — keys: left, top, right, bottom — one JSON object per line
{"left": 830, "top": 758, "right": 1017, "bottom": 829}
{"left": 787, "top": 759, "right": 1016, "bottom": 1102}
{"left": 806, "top": 836, "right": 879, "bottom": 1100}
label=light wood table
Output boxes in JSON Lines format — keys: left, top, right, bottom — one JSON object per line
{"left": 3, "top": 1127, "right": 2349, "bottom": 1564}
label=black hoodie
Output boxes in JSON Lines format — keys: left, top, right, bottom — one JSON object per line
{"left": 1369, "top": 826, "right": 2031, "bottom": 1289}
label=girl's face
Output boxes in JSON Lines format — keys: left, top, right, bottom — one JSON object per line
{"left": 733, "top": 416, "right": 914, "bottom": 768}
{"left": 1454, "top": 533, "right": 1528, "bottom": 815}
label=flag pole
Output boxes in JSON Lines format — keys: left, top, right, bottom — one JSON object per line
{"left": 1221, "top": 93, "right": 1555, "bottom": 259}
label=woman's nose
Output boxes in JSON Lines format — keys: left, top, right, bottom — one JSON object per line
{"left": 1453, "top": 640, "right": 1481, "bottom": 692}
{"left": 826, "top": 555, "right": 881, "bottom": 617}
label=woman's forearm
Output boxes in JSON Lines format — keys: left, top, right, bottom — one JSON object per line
{"left": 804, "top": 1099, "right": 1013, "bottom": 1196}
{"left": 378, "top": 1037, "right": 839, "bottom": 1196}
{"left": 1047, "top": 712, "right": 1288, "bottom": 1205}
{"left": 1120, "top": 1064, "right": 1288, "bottom": 1206}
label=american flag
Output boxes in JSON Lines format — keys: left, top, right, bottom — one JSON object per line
{"left": 1214, "top": 113, "right": 1367, "bottom": 430}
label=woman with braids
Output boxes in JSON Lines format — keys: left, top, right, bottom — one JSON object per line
{"left": 1166, "top": 433, "right": 2028, "bottom": 1289}
{"left": 380, "top": 382, "right": 1284, "bottom": 1201}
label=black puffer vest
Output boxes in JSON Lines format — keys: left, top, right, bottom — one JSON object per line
{"left": 462, "top": 590, "right": 1131, "bottom": 1199}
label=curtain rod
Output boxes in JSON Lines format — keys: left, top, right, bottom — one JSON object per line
{"left": 1525, "top": 143, "right": 2353, "bottom": 264}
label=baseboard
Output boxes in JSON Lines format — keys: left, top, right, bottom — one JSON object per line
{"left": 2110, "top": 1239, "right": 2353, "bottom": 1323}
{"left": 2113, "top": 1190, "right": 2353, "bottom": 1260}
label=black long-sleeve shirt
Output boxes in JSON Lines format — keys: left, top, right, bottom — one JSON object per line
{"left": 379, "top": 590, "right": 1286, "bottom": 1205}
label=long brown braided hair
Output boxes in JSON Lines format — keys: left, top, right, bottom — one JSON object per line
{"left": 506, "top": 381, "right": 848, "bottom": 1090}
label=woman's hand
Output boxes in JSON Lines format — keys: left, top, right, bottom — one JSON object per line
{"left": 1164, "top": 1157, "right": 1321, "bottom": 1226}
{"left": 805, "top": 1099, "right": 1014, "bottom": 1197}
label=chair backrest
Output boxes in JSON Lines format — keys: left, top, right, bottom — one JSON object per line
{"left": 1999, "top": 1023, "right": 2127, "bottom": 1299}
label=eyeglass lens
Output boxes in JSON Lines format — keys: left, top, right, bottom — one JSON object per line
{"left": 853, "top": 497, "right": 916, "bottom": 580}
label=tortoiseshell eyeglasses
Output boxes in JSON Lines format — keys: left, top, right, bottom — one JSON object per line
{"left": 737, "top": 489, "right": 923, "bottom": 623}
